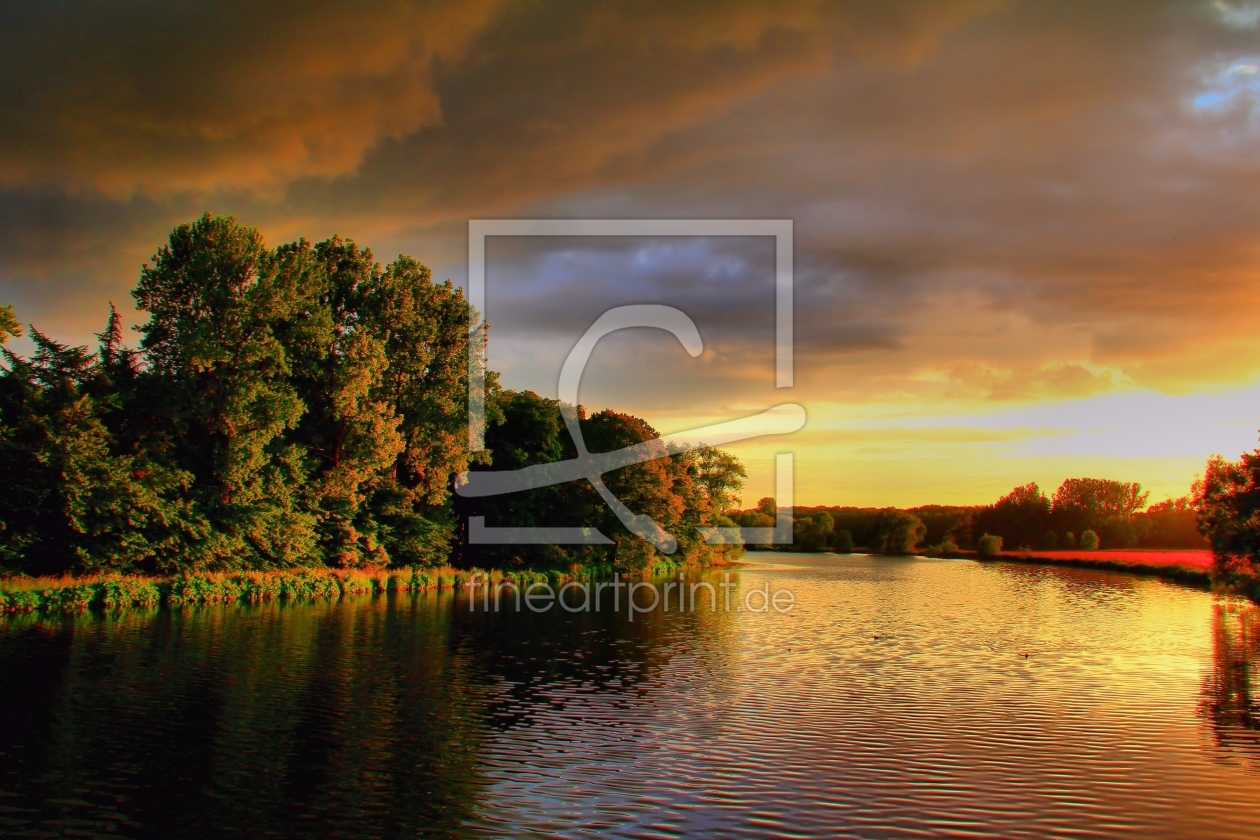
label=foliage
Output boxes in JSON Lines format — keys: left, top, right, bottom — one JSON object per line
{"left": 832, "top": 529, "right": 854, "bottom": 553}
{"left": 925, "top": 536, "right": 960, "bottom": 558}
{"left": 1194, "top": 442, "right": 1260, "bottom": 600}
{"left": 0, "top": 565, "right": 535, "bottom": 613}
{"left": 1079, "top": 529, "right": 1100, "bottom": 550}
{"left": 974, "top": 483, "right": 1049, "bottom": 550}
{"left": 0, "top": 304, "right": 18, "bottom": 345}
{"left": 868, "top": 509, "right": 926, "bottom": 555}
{"left": 977, "top": 533, "right": 1003, "bottom": 557}
{"left": 1136, "top": 496, "right": 1208, "bottom": 549}
{"left": 1052, "top": 477, "right": 1148, "bottom": 547}
{"left": 793, "top": 511, "right": 834, "bottom": 552}
{"left": 3, "top": 216, "right": 742, "bottom": 578}
{"left": 0, "top": 216, "right": 468, "bottom": 574}
{"left": 969, "top": 478, "right": 1158, "bottom": 551}
{"left": 456, "top": 391, "right": 745, "bottom": 572}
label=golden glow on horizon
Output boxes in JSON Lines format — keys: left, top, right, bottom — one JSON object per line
{"left": 661, "top": 384, "right": 1260, "bottom": 507}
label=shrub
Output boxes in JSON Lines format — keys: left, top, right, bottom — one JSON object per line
{"left": 869, "top": 509, "right": 927, "bottom": 555}
{"left": 832, "top": 529, "right": 854, "bottom": 554}
{"left": 1063, "top": 531, "right": 1075, "bottom": 548}
{"left": 977, "top": 533, "right": 1003, "bottom": 557}
{"left": 1080, "top": 529, "right": 1100, "bottom": 550}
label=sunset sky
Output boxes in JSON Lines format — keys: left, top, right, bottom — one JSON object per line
{"left": 2, "top": 0, "right": 1259, "bottom": 507}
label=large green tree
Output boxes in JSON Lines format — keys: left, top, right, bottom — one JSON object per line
{"left": 0, "top": 321, "right": 202, "bottom": 575}
{"left": 133, "top": 214, "right": 317, "bottom": 569}
{"left": 1, "top": 215, "right": 741, "bottom": 577}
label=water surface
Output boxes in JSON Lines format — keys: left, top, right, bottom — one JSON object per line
{"left": 2, "top": 553, "right": 1259, "bottom": 838}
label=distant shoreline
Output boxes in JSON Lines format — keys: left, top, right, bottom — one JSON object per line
{"left": 979, "top": 549, "right": 1212, "bottom": 588}
{"left": 746, "top": 547, "right": 1215, "bottom": 589}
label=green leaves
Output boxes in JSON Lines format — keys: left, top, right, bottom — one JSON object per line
{"left": 2, "top": 215, "right": 477, "bottom": 574}
{"left": 1195, "top": 445, "right": 1260, "bottom": 598}
{"left": 0, "top": 304, "right": 18, "bottom": 346}
{"left": 3, "top": 215, "right": 737, "bottom": 576}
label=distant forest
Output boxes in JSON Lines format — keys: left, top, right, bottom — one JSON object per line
{"left": 734, "top": 478, "right": 1206, "bottom": 556}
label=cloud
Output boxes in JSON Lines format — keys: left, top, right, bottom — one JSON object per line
{"left": 5, "top": 0, "right": 1260, "bottom": 421}
{"left": 0, "top": 0, "right": 997, "bottom": 200}
{"left": 0, "top": 0, "right": 506, "bottom": 195}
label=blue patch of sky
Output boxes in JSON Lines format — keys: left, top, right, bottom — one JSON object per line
{"left": 1191, "top": 59, "right": 1260, "bottom": 111}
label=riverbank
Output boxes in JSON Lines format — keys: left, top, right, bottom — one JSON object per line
{"left": 981, "top": 548, "right": 1213, "bottom": 588}
{"left": 0, "top": 565, "right": 569, "bottom": 614}
{"left": 0, "top": 553, "right": 743, "bottom": 615}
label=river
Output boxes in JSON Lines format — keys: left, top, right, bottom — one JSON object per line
{"left": 1, "top": 553, "right": 1258, "bottom": 838}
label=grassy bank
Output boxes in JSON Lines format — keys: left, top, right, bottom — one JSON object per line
{"left": 0, "top": 565, "right": 600, "bottom": 615}
{"left": 976, "top": 551, "right": 1212, "bottom": 588}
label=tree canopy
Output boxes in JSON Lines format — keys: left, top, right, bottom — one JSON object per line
{"left": 1195, "top": 440, "right": 1260, "bottom": 600}
{"left": 1, "top": 215, "right": 744, "bottom": 577}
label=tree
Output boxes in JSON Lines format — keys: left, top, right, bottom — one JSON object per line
{"left": 833, "top": 529, "right": 854, "bottom": 553}
{"left": 0, "top": 324, "right": 203, "bottom": 575}
{"left": 691, "top": 447, "right": 746, "bottom": 515}
{"left": 794, "top": 511, "right": 834, "bottom": 552}
{"left": 457, "top": 391, "right": 744, "bottom": 572}
{"left": 869, "top": 509, "right": 925, "bottom": 555}
{"left": 974, "top": 483, "right": 1049, "bottom": 549}
{"left": 1052, "top": 477, "right": 1148, "bottom": 547}
{"left": 1195, "top": 443, "right": 1260, "bottom": 600}
{"left": 0, "top": 304, "right": 19, "bottom": 345}
{"left": 1079, "top": 529, "right": 1099, "bottom": 550}
{"left": 977, "top": 533, "right": 1003, "bottom": 557}
{"left": 1136, "top": 496, "right": 1207, "bottom": 549}
{"left": 133, "top": 213, "right": 317, "bottom": 569}
{"left": 1, "top": 217, "right": 744, "bottom": 576}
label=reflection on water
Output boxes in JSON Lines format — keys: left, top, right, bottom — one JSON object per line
{"left": 1, "top": 555, "right": 1260, "bottom": 838}
{"left": 1200, "top": 601, "right": 1260, "bottom": 770}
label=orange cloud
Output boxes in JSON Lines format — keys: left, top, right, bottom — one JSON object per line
{"left": 0, "top": 0, "right": 506, "bottom": 195}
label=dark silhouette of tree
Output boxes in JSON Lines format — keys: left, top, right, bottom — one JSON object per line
{"left": 793, "top": 511, "right": 834, "bottom": 552}
{"left": 1195, "top": 437, "right": 1260, "bottom": 600}
{"left": 1052, "top": 477, "right": 1148, "bottom": 548}
{"left": 974, "top": 482, "right": 1049, "bottom": 549}
{"left": 1137, "top": 496, "right": 1208, "bottom": 549}
{"left": 868, "top": 509, "right": 925, "bottom": 555}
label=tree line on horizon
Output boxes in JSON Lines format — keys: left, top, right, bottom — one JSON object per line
{"left": 731, "top": 440, "right": 1260, "bottom": 602}
{"left": 0, "top": 214, "right": 743, "bottom": 578}
{"left": 734, "top": 477, "right": 1209, "bottom": 557}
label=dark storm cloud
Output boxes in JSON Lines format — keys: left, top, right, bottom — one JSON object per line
{"left": 1, "top": 0, "right": 1259, "bottom": 404}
